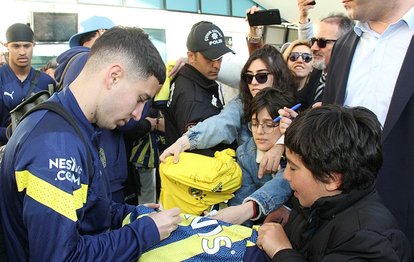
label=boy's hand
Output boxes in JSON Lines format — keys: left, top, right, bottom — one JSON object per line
{"left": 257, "top": 223, "right": 292, "bottom": 258}
{"left": 263, "top": 206, "right": 291, "bottom": 226}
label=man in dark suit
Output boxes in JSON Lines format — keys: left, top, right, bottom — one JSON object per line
{"left": 323, "top": 0, "right": 414, "bottom": 251}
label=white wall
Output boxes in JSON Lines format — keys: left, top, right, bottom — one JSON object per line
{"left": 0, "top": 1, "right": 250, "bottom": 62}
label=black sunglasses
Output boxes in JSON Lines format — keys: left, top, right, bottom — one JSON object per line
{"left": 310, "top": 37, "right": 337, "bottom": 48}
{"left": 288, "top": 52, "right": 313, "bottom": 63}
{"left": 244, "top": 73, "right": 270, "bottom": 84}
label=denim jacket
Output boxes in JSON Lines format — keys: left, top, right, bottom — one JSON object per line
{"left": 187, "top": 95, "right": 251, "bottom": 150}
{"left": 230, "top": 137, "right": 292, "bottom": 220}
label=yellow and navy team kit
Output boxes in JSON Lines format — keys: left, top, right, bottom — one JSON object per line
{"left": 0, "top": 88, "right": 270, "bottom": 261}
{"left": 124, "top": 205, "right": 270, "bottom": 261}
{"left": 0, "top": 89, "right": 160, "bottom": 261}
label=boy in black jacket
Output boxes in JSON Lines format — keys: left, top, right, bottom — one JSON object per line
{"left": 256, "top": 105, "right": 412, "bottom": 261}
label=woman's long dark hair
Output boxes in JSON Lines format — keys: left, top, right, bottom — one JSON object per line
{"left": 240, "top": 45, "right": 297, "bottom": 122}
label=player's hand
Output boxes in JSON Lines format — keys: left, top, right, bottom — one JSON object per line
{"left": 149, "top": 207, "right": 181, "bottom": 241}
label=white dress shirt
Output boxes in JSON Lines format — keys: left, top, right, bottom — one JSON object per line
{"left": 344, "top": 7, "right": 414, "bottom": 126}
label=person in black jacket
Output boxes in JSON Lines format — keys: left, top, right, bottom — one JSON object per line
{"left": 256, "top": 105, "right": 412, "bottom": 261}
{"left": 163, "top": 21, "right": 235, "bottom": 157}
{"left": 322, "top": 0, "right": 414, "bottom": 252}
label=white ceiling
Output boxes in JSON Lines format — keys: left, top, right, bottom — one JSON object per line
{"left": 255, "top": 0, "right": 346, "bottom": 24}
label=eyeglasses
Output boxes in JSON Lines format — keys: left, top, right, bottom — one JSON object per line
{"left": 243, "top": 73, "right": 271, "bottom": 84}
{"left": 288, "top": 52, "right": 313, "bottom": 63}
{"left": 310, "top": 37, "right": 337, "bottom": 48}
{"left": 248, "top": 121, "right": 279, "bottom": 134}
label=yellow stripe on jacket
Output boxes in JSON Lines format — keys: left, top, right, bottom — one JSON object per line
{"left": 15, "top": 170, "right": 88, "bottom": 222}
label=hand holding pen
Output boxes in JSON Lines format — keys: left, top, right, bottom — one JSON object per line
{"left": 273, "top": 103, "right": 301, "bottom": 122}
{"left": 274, "top": 103, "right": 301, "bottom": 135}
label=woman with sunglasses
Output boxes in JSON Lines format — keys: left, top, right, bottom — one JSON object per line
{"left": 160, "top": 45, "right": 297, "bottom": 178}
{"left": 239, "top": 45, "right": 297, "bottom": 124}
{"left": 282, "top": 40, "right": 314, "bottom": 109}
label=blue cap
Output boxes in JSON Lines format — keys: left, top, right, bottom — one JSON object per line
{"left": 69, "top": 16, "right": 115, "bottom": 47}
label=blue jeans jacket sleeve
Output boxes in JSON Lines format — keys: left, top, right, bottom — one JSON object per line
{"left": 244, "top": 168, "right": 292, "bottom": 216}
{"left": 187, "top": 95, "right": 244, "bottom": 150}
{"left": 229, "top": 138, "right": 272, "bottom": 206}
{"left": 230, "top": 137, "right": 292, "bottom": 219}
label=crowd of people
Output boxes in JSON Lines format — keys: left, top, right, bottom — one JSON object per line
{"left": 0, "top": 0, "right": 413, "bottom": 260}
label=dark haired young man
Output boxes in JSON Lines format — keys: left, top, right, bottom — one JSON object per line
{"left": 54, "top": 16, "right": 130, "bottom": 203}
{"left": 0, "top": 26, "right": 181, "bottom": 261}
{"left": 0, "top": 23, "right": 55, "bottom": 145}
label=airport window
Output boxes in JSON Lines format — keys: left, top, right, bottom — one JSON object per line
{"left": 125, "top": 0, "right": 163, "bottom": 9}
{"left": 33, "top": 0, "right": 78, "bottom": 4}
{"left": 33, "top": 12, "right": 78, "bottom": 43}
{"left": 32, "top": 56, "right": 56, "bottom": 70}
{"left": 166, "top": 0, "right": 199, "bottom": 13}
{"left": 264, "top": 25, "right": 287, "bottom": 49}
{"left": 201, "top": 0, "right": 230, "bottom": 16}
{"left": 78, "top": 0, "right": 122, "bottom": 6}
{"left": 144, "top": 28, "right": 166, "bottom": 63}
{"left": 32, "top": 0, "right": 76, "bottom": 2}
{"left": 286, "top": 27, "right": 299, "bottom": 43}
{"left": 232, "top": 0, "right": 258, "bottom": 17}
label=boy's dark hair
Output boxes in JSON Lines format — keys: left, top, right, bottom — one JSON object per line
{"left": 240, "top": 45, "right": 297, "bottom": 122}
{"left": 89, "top": 26, "right": 166, "bottom": 85}
{"left": 248, "top": 87, "right": 296, "bottom": 120}
{"left": 285, "top": 105, "right": 383, "bottom": 192}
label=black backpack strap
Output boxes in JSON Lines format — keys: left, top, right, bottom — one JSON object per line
{"left": 56, "top": 52, "right": 88, "bottom": 91}
{"left": 24, "top": 70, "right": 41, "bottom": 100}
{"left": 22, "top": 101, "right": 93, "bottom": 184}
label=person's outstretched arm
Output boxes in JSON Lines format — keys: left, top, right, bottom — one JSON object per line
{"left": 297, "top": 0, "right": 316, "bottom": 40}
{"left": 160, "top": 95, "right": 244, "bottom": 163}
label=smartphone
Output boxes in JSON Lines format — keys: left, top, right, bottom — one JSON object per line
{"left": 309, "top": 1, "right": 316, "bottom": 5}
{"left": 247, "top": 9, "right": 282, "bottom": 26}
